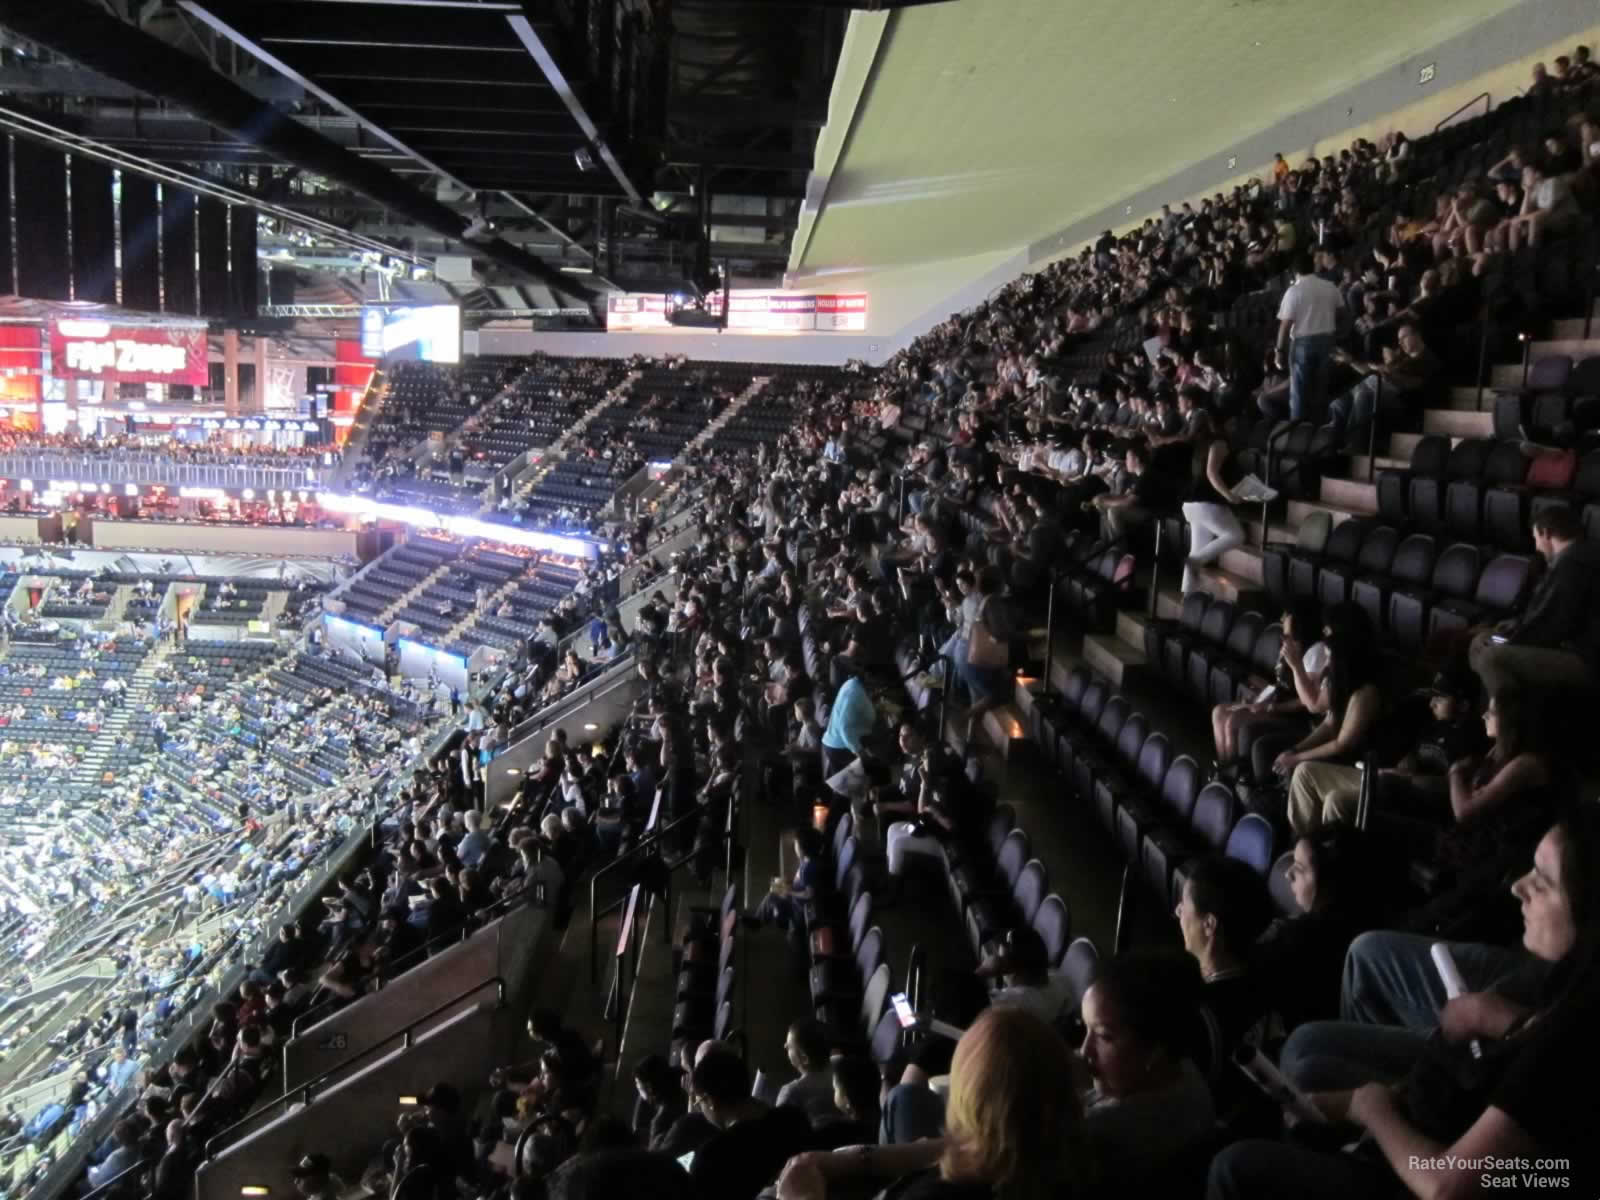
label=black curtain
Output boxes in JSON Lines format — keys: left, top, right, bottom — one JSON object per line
{"left": 0, "top": 138, "right": 13, "bottom": 296}
{"left": 228, "top": 204, "right": 258, "bottom": 317}
{"left": 13, "top": 138, "right": 68, "bottom": 300}
{"left": 119, "top": 172, "right": 161, "bottom": 313}
{"left": 197, "top": 195, "right": 229, "bottom": 317}
{"left": 70, "top": 156, "right": 117, "bottom": 304}
{"left": 161, "top": 187, "right": 197, "bottom": 315}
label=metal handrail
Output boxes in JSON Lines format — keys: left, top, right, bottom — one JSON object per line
{"left": 204, "top": 975, "right": 505, "bottom": 1160}
{"left": 75, "top": 1158, "right": 145, "bottom": 1200}
{"left": 1433, "top": 91, "right": 1490, "bottom": 133}
{"left": 287, "top": 881, "right": 538, "bottom": 1039}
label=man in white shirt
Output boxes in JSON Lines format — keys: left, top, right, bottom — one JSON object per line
{"left": 1272, "top": 253, "right": 1345, "bottom": 422}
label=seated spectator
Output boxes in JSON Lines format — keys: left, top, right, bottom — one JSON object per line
{"left": 778, "top": 1007, "right": 1086, "bottom": 1200}
{"left": 1468, "top": 505, "right": 1600, "bottom": 699}
{"left": 1087, "top": 443, "right": 1170, "bottom": 546}
{"left": 1372, "top": 671, "right": 1487, "bottom": 816}
{"left": 1211, "top": 598, "right": 1328, "bottom": 777}
{"left": 1255, "top": 827, "right": 1368, "bottom": 1028}
{"left": 746, "top": 829, "right": 821, "bottom": 939}
{"left": 774, "top": 1019, "right": 838, "bottom": 1127}
{"left": 1213, "top": 806, "right": 1600, "bottom": 1199}
{"left": 632, "top": 1053, "right": 687, "bottom": 1151}
{"left": 1322, "top": 324, "right": 1442, "bottom": 442}
{"left": 688, "top": 1048, "right": 811, "bottom": 1200}
{"left": 1505, "top": 161, "right": 1581, "bottom": 251}
{"left": 1275, "top": 634, "right": 1388, "bottom": 835}
{"left": 1175, "top": 857, "right": 1274, "bottom": 1055}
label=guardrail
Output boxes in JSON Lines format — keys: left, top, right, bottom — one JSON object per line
{"left": 204, "top": 977, "right": 505, "bottom": 1160}
{"left": 0, "top": 453, "right": 325, "bottom": 492}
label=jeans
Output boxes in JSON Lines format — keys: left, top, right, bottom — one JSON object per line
{"left": 1207, "top": 1140, "right": 1405, "bottom": 1200}
{"left": 1338, "top": 930, "right": 1533, "bottom": 1030}
{"left": 1288, "top": 333, "right": 1336, "bottom": 421}
{"left": 1181, "top": 501, "right": 1244, "bottom": 592}
{"left": 1325, "top": 373, "right": 1387, "bottom": 435}
{"left": 883, "top": 1083, "right": 944, "bottom": 1144}
{"left": 1468, "top": 630, "right": 1595, "bottom": 696}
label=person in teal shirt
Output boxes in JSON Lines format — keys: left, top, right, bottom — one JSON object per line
{"left": 821, "top": 674, "right": 875, "bottom": 780}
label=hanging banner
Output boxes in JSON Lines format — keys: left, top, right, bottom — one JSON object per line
{"left": 48, "top": 319, "right": 209, "bottom": 386}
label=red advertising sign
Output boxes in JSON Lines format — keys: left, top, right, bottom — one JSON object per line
{"left": 48, "top": 319, "right": 209, "bottom": 386}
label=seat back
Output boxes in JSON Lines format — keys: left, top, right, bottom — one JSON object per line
{"left": 847, "top": 892, "right": 873, "bottom": 952}
{"left": 835, "top": 837, "right": 860, "bottom": 891}
{"left": 1078, "top": 681, "right": 1110, "bottom": 727}
{"left": 860, "top": 962, "right": 891, "bottom": 1034}
{"left": 1223, "top": 813, "right": 1275, "bottom": 875}
{"left": 1223, "top": 610, "right": 1263, "bottom": 661}
{"left": 1114, "top": 712, "right": 1150, "bottom": 764}
{"left": 1196, "top": 600, "right": 1235, "bottom": 649}
{"left": 1251, "top": 623, "right": 1283, "bottom": 676}
{"left": 1135, "top": 732, "right": 1173, "bottom": 791}
{"left": 832, "top": 811, "right": 854, "bottom": 862}
{"left": 1355, "top": 524, "right": 1400, "bottom": 574}
{"left": 1032, "top": 894, "right": 1071, "bottom": 968}
{"left": 869, "top": 1006, "right": 902, "bottom": 1064}
{"left": 1320, "top": 516, "right": 1369, "bottom": 566}
{"left": 1013, "top": 860, "right": 1049, "bottom": 926}
{"left": 1430, "top": 543, "right": 1481, "bottom": 601}
{"left": 856, "top": 926, "right": 884, "bottom": 978}
{"left": 1159, "top": 755, "right": 1202, "bottom": 824}
{"left": 1473, "top": 555, "right": 1532, "bottom": 612}
{"left": 1294, "top": 510, "right": 1332, "bottom": 555}
{"left": 1177, "top": 590, "right": 1210, "bottom": 633}
{"left": 1061, "top": 666, "right": 1090, "bottom": 709}
{"left": 1526, "top": 353, "right": 1574, "bottom": 391}
{"left": 1410, "top": 434, "right": 1451, "bottom": 477}
{"left": 1390, "top": 533, "right": 1438, "bottom": 588}
{"left": 1190, "top": 782, "right": 1238, "bottom": 850}
{"left": 1445, "top": 438, "right": 1493, "bottom": 482}
{"left": 986, "top": 806, "right": 1016, "bottom": 858}
{"left": 1482, "top": 441, "right": 1528, "bottom": 488}
{"left": 1060, "top": 938, "right": 1101, "bottom": 1014}
{"left": 995, "top": 829, "right": 1031, "bottom": 888}
{"left": 1095, "top": 696, "right": 1131, "bottom": 744}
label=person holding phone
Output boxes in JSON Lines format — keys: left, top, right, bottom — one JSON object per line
{"left": 1467, "top": 505, "right": 1600, "bottom": 700}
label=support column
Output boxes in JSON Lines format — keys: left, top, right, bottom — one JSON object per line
{"left": 253, "top": 334, "right": 268, "bottom": 414}
{"left": 223, "top": 328, "right": 239, "bottom": 417}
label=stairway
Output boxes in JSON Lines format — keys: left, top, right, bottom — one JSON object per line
{"left": 261, "top": 589, "right": 290, "bottom": 627}
{"left": 482, "top": 370, "right": 642, "bottom": 516}
{"left": 102, "top": 584, "right": 133, "bottom": 627}
{"left": 679, "top": 376, "right": 769, "bottom": 460}
{"left": 69, "top": 643, "right": 172, "bottom": 788}
{"left": 379, "top": 562, "right": 451, "bottom": 625}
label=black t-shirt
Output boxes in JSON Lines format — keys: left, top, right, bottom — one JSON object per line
{"left": 895, "top": 1174, "right": 994, "bottom": 1200}
{"left": 1487, "top": 996, "right": 1600, "bottom": 1194}
{"left": 689, "top": 1106, "right": 812, "bottom": 1200}
{"left": 1128, "top": 467, "right": 1174, "bottom": 510}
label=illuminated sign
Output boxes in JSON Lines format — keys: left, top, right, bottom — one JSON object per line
{"left": 48, "top": 320, "right": 209, "bottom": 386}
{"left": 605, "top": 292, "right": 867, "bottom": 334}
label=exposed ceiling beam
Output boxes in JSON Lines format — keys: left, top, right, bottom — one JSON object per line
{"left": 0, "top": 62, "right": 304, "bottom": 102}
{"left": 659, "top": 145, "right": 813, "bottom": 171}
{"left": 0, "top": 0, "right": 597, "bottom": 301}
{"left": 505, "top": 13, "right": 642, "bottom": 207}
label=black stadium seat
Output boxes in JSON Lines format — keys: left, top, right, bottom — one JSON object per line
{"left": 1352, "top": 532, "right": 1437, "bottom": 637}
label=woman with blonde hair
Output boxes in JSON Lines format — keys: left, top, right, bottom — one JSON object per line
{"left": 775, "top": 1006, "right": 1088, "bottom": 1200}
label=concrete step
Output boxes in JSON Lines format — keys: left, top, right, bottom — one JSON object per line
{"left": 1288, "top": 497, "right": 1367, "bottom": 526}
{"left": 1422, "top": 408, "right": 1494, "bottom": 439}
{"left": 1448, "top": 386, "right": 1488, "bottom": 412}
{"left": 1531, "top": 327, "right": 1600, "bottom": 357}
{"left": 1490, "top": 363, "right": 1523, "bottom": 389}
{"left": 1082, "top": 631, "right": 1146, "bottom": 688}
{"left": 1389, "top": 431, "right": 1426, "bottom": 461}
{"left": 1115, "top": 609, "right": 1150, "bottom": 656}
{"left": 1349, "top": 454, "right": 1408, "bottom": 479}
{"left": 1218, "top": 544, "right": 1264, "bottom": 587}
{"left": 978, "top": 704, "right": 1028, "bottom": 759}
{"left": 1187, "top": 564, "right": 1262, "bottom": 607}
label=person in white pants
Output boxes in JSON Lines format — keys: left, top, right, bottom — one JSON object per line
{"left": 1181, "top": 436, "right": 1246, "bottom": 593}
{"left": 886, "top": 820, "right": 948, "bottom": 876}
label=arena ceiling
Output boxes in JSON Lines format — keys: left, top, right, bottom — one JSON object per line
{"left": 794, "top": 0, "right": 1526, "bottom": 276}
{"left": 0, "top": 0, "right": 875, "bottom": 318}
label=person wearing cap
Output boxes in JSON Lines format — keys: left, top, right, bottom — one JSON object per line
{"left": 290, "top": 1152, "right": 347, "bottom": 1200}
{"left": 1374, "top": 672, "right": 1488, "bottom": 817}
